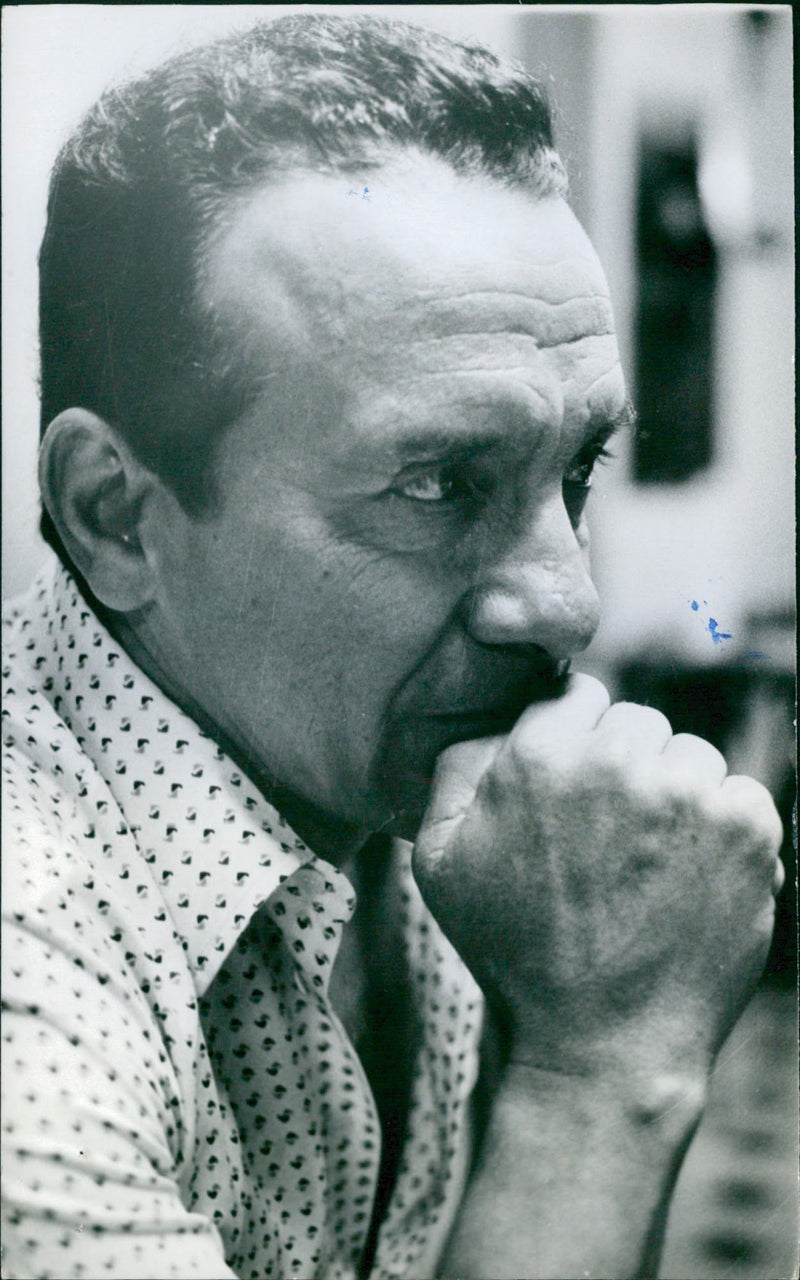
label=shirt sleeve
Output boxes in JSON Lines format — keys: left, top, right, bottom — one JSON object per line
{"left": 2, "top": 921, "right": 239, "bottom": 1280}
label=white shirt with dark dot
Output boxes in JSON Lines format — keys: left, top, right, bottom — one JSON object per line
{"left": 2, "top": 560, "right": 483, "bottom": 1280}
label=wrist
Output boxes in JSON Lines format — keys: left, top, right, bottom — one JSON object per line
{"left": 499, "top": 1057, "right": 707, "bottom": 1157}
{"left": 504, "top": 996, "right": 717, "bottom": 1097}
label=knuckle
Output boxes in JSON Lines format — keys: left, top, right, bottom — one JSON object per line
{"left": 710, "top": 780, "right": 784, "bottom": 881}
{"left": 509, "top": 728, "right": 571, "bottom": 780}
{"left": 584, "top": 734, "right": 633, "bottom": 776}
{"left": 600, "top": 701, "right": 673, "bottom": 738}
{"left": 669, "top": 733, "right": 727, "bottom": 771}
{"left": 636, "top": 771, "right": 705, "bottom": 825}
{"left": 722, "top": 776, "right": 783, "bottom": 842}
{"left": 761, "top": 806, "right": 785, "bottom": 853}
{"left": 579, "top": 734, "right": 644, "bottom": 790}
{"left": 572, "top": 672, "right": 611, "bottom": 707}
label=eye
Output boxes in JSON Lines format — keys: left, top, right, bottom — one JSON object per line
{"left": 563, "top": 440, "right": 615, "bottom": 490}
{"left": 393, "top": 462, "right": 473, "bottom": 503}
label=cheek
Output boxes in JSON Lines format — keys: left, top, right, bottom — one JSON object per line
{"left": 297, "top": 555, "right": 470, "bottom": 736}
{"left": 172, "top": 498, "right": 468, "bottom": 715}
{"left": 315, "top": 573, "right": 464, "bottom": 715}
{"left": 282, "top": 511, "right": 466, "bottom": 647}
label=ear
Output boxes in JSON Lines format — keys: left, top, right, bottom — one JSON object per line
{"left": 39, "top": 408, "right": 157, "bottom": 613}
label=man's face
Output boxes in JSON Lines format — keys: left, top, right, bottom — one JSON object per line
{"left": 143, "top": 156, "right": 628, "bottom": 841}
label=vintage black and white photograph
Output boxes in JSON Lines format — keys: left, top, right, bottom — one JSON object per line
{"left": 2, "top": 5, "right": 796, "bottom": 1279}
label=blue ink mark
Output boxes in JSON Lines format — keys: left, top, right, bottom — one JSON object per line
{"left": 347, "top": 185, "right": 371, "bottom": 201}
{"left": 744, "top": 651, "right": 769, "bottom": 660}
{"left": 688, "top": 597, "right": 733, "bottom": 648}
{"left": 708, "top": 617, "right": 732, "bottom": 645}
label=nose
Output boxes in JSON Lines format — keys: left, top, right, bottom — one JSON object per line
{"left": 464, "top": 494, "right": 600, "bottom": 660}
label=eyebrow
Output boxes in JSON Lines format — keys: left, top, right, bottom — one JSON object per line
{"left": 584, "top": 397, "right": 638, "bottom": 447}
{"left": 386, "top": 395, "right": 638, "bottom": 464}
{"left": 605, "top": 398, "right": 638, "bottom": 435}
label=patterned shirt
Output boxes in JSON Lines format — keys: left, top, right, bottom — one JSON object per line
{"left": 2, "top": 560, "right": 484, "bottom": 1280}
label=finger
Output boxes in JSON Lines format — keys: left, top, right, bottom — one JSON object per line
{"left": 431, "top": 733, "right": 506, "bottom": 809}
{"left": 719, "top": 776, "right": 785, "bottom": 890}
{"left": 721, "top": 775, "right": 784, "bottom": 841}
{"left": 512, "top": 672, "right": 610, "bottom": 742}
{"left": 591, "top": 701, "right": 673, "bottom": 753}
{"left": 661, "top": 733, "right": 728, "bottom": 785}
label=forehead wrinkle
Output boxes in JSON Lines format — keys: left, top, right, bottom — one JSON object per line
{"left": 414, "top": 289, "right": 615, "bottom": 350}
{"left": 204, "top": 183, "right": 616, "bottom": 380}
{"left": 398, "top": 368, "right": 557, "bottom": 415}
{"left": 391, "top": 333, "right": 545, "bottom": 381}
{"left": 203, "top": 175, "right": 624, "bottom": 451}
{"left": 209, "top": 227, "right": 615, "bottom": 361}
{"left": 409, "top": 248, "right": 611, "bottom": 298}
{"left": 397, "top": 330, "right": 621, "bottom": 380}
{"left": 347, "top": 328, "right": 623, "bottom": 439}
{"left": 580, "top": 362, "right": 626, "bottom": 403}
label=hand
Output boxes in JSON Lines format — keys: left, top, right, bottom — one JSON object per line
{"left": 412, "top": 674, "right": 784, "bottom": 1079}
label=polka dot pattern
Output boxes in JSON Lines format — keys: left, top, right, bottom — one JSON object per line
{"left": 2, "top": 559, "right": 484, "bottom": 1278}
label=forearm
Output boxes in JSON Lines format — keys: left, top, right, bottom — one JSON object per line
{"left": 440, "top": 1060, "right": 705, "bottom": 1280}
{"left": 415, "top": 679, "right": 782, "bottom": 1278}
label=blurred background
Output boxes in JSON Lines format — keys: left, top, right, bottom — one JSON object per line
{"left": 3, "top": 6, "right": 796, "bottom": 1276}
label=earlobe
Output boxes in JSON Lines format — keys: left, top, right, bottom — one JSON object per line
{"left": 38, "top": 408, "right": 155, "bottom": 613}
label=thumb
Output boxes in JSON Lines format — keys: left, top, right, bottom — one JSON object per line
{"left": 414, "top": 734, "right": 505, "bottom": 867}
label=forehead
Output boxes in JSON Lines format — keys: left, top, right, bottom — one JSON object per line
{"left": 201, "top": 156, "right": 623, "bottom": 439}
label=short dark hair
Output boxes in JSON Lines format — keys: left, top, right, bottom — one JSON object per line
{"left": 39, "top": 12, "right": 565, "bottom": 573}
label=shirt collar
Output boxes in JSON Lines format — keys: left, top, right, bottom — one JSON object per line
{"left": 29, "top": 559, "right": 356, "bottom": 996}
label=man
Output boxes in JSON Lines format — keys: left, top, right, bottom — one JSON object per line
{"left": 2, "top": 14, "right": 783, "bottom": 1279}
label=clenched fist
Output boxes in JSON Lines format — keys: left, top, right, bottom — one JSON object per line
{"left": 413, "top": 674, "right": 784, "bottom": 1080}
